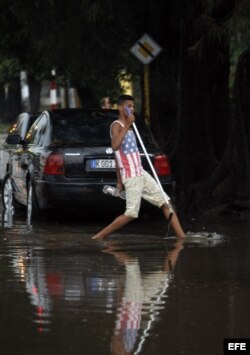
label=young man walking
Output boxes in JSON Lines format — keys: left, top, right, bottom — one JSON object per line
{"left": 92, "top": 95, "right": 185, "bottom": 240}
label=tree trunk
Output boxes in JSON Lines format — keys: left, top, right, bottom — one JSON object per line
{"left": 175, "top": 0, "right": 231, "bottom": 215}
{"left": 0, "top": 84, "right": 6, "bottom": 120}
{"left": 231, "top": 48, "right": 250, "bottom": 196}
{"left": 4, "top": 78, "right": 22, "bottom": 123}
{"left": 184, "top": 47, "right": 250, "bottom": 218}
{"left": 28, "top": 75, "right": 42, "bottom": 112}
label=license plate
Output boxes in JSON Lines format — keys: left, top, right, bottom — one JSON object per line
{"left": 90, "top": 159, "right": 116, "bottom": 169}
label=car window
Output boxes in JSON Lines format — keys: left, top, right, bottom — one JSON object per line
{"left": 8, "top": 113, "right": 38, "bottom": 140}
{"left": 52, "top": 115, "right": 114, "bottom": 145}
{"left": 26, "top": 114, "right": 51, "bottom": 146}
{"left": 135, "top": 120, "right": 157, "bottom": 147}
{"left": 14, "top": 115, "right": 26, "bottom": 137}
{"left": 51, "top": 111, "right": 155, "bottom": 147}
{"left": 8, "top": 114, "right": 26, "bottom": 139}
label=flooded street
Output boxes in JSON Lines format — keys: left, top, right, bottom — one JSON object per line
{"left": 0, "top": 201, "right": 249, "bottom": 355}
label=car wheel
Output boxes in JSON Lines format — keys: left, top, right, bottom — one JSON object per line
{"left": 2, "top": 174, "right": 14, "bottom": 213}
{"left": 27, "top": 180, "right": 40, "bottom": 224}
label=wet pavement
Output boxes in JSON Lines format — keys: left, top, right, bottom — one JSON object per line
{"left": 0, "top": 199, "right": 250, "bottom": 355}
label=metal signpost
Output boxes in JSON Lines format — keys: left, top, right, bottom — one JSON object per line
{"left": 130, "top": 33, "right": 162, "bottom": 126}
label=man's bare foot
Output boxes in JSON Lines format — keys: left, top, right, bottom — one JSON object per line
{"left": 91, "top": 234, "right": 106, "bottom": 241}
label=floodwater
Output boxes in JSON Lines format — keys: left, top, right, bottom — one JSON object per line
{"left": 0, "top": 202, "right": 249, "bottom": 355}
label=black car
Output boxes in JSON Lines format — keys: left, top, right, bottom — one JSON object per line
{"left": 2, "top": 108, "right": 172, "bottom": 221}
{"left": 0, "top": 112, "right": 39, "bottom": 184}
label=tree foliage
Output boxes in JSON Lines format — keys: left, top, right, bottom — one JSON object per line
{"left": 1, "top": 0, "right": 250, "bottom": 217}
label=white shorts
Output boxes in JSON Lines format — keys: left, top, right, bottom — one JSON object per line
{"left": 123, "top": 171, "right": 168, "bottom": 218}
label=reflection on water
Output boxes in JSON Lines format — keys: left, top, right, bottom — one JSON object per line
{"left": 0, "top": 205, "right": 250, "bottom": 355}
{"left": 105, "top": 240, "right": 184, "bottom": 354}
{"left": 2, "top": 224, "right": 185, "bottom": 353}
{"left": 2, "top": 207, "right": 14, "bottom": 228}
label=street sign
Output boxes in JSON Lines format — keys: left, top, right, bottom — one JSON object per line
{"left": 130, "top": 33, "right": 162, "bottom": 126}
{"left": 130, "top": 33, "right": 162, "bottom": 65}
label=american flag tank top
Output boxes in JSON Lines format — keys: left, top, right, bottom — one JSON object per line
{"left": 111, "top": 120, "right": 144, "bottom": 180}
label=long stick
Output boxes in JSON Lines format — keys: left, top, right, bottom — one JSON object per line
{"left": 132, "top": 122, "right": 174, "bottom": 215}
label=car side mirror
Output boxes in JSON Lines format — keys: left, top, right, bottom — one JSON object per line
{"left": 6, "top": 134, "right": 23, "bottom": 145}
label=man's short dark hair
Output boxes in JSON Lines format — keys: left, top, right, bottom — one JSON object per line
{"left": 118, "top": 94, "right": 134, "bottom": 105}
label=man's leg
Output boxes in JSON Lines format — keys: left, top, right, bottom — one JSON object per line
{"left": 140, "top": 172, "right": 185, "bottom": 239}
{"left": 92, "top": 214, "right": 135, "bottom": 240}
{"left": 162, "top": 204, "right": 185, "bottom": 239}
{"left": 92, "top": 176, "right": 142, "bottom": 241}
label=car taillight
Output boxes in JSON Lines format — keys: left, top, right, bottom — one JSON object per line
{"left": 44, "top": 154, "right": 65, "bottom": 175}
{"left": 153, "top": 155, "right": 171, "bottom": 176}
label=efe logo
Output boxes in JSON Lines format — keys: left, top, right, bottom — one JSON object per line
{"left": 224, "top": 339, "right": 250, "bottom": 354}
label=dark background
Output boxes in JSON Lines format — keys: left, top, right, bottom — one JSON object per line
{"left": 0, "top": 0, "right": 250, "bottom": 218}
